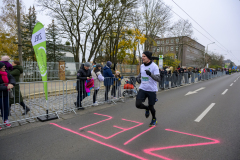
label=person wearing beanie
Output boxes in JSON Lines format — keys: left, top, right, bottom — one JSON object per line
{"left": 0, "top": 62, "right": 16, "bottom": 129}
{"left": 75, "top": 62, "right": 92, "bottom": 109}
{"left": 106, "top": 61, "right": 112, "bottom": 67}
{"left": 135, "top": 51, "right": 160, "bottom": 127}
{"left": 0, "top": 56, "right": 13, "bottom": 71}
{"left": 91, "top": 64, "right": 104, "bottom": 106}
{"left": 103, "top": 61, "right": 114, "bottom": 102}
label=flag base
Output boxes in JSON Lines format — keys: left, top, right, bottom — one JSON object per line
{"left": 37, "top": 110, "right": 58, "bottom": 122}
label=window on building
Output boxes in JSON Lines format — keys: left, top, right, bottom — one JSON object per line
{"left": 166, "top": 40, "right": 169, "bottom": 44}
{"left": 160, "top": 47, "right": 164, "bottom": 52}
{"left": 166, "top": 46, "right": 169, "bottom": 51}
{"left": 157, "top": 47, "right": 160, "bottom": 52}
{"left": 161, "top": 40, "right": 164, "bottom": 44}
{"left": 176, "top": 38, "right": 179, "bottom": 43}
{"left": 171, "top": 39, "right": 174, "bottom": 43}
{"left": 176, "top": 46, "right": 178, "bottom": 51}
{"left": 170, "top": 46, "right": 174, "bottom": 51}
{"left": 157, "top": 41, "right": 160, "bottom": 44}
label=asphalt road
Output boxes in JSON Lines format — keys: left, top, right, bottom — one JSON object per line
{"left": 1, "top": 73, "right": 240, "bottom": 160}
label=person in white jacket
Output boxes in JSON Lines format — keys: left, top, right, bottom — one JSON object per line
{"left": 91, "top": 64, "right": 104, "bottom": 106}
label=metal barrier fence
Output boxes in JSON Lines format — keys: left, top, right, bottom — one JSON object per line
{"left": 22, "top": 61, "right": 139, "bottom": 82}
{"left": 0, "top": 71, "right": 228, "bottom": 129}
{"left": 159, "top": 71, "right": 226, "bottom": 89}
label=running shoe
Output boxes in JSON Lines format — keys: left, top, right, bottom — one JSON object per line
{"left": 0, "top": 126, "right": 2, "bottom": 130}
{"left": 92, "top": 102, "right": 98, "bottom": 106}
{"left": 4, "top": 120, "right": 11, "bottom": 127}
{"left": 145, "top": 110, "right": 150, "bottom": 118}
{"left": 149, "top": 119, "right": 157, "bottom": 127}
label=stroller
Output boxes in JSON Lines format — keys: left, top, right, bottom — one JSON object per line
{"left": 122, "top": 77, "right": 138, "bottom": 97}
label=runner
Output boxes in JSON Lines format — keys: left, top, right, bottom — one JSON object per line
{"left": 136, "top": 51, "right": 160, "bottom": 127}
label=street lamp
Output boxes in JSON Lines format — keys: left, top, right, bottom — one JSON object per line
{"left": 205, "top": 42, "right": 215, "bottom": 67}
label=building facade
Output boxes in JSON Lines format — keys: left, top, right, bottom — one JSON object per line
{"left": 152, "top": 36, "right": 205, "bottom": 67}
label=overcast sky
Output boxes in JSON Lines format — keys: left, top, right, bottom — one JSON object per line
{"left": 1, "top": 0, "right": 240, "bottom": 65}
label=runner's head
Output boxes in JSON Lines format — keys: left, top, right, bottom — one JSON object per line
{"left": 142, "top": 51, "right": 152, "bottom": 64}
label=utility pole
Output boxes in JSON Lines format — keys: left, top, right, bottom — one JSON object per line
{"left": 17, "top": 0, "right": 23, "bottom": 81}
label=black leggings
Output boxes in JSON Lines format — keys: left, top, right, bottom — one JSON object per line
{"left": 135, "top": 99, "right": 156, "bottom": 119}
{"left": 93, "top": 89, "right": 99, "bottom": 103}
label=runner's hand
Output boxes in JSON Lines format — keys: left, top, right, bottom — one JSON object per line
{"left": 145, "top": 70, "right": 151, "bottom": 76}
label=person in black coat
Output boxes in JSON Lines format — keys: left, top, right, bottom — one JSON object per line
{"left": 75, "top": 62, "right": 92, "bottom": 109}
{"left": 0, "top": 62, "right": 16, "bottom": 129}
{"left": 159, "top": 69, "right": 165, "bottom": 89}
{"left": 103, "top": 61, "right": 114, "bottom": 101}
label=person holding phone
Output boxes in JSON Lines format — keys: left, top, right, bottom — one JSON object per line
{"left": 75, "top": 62, "right": 92, "bottom": 109}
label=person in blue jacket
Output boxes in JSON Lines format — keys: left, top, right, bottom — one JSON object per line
{"left": 103, "top": 61, "right": 114, "bottom": 102}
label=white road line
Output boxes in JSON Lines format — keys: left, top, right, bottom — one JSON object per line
{"left": 230, "top": 83, "right": 233, "bottom": 86}
{"left": 195, "top": 103, "right": 216, "bottom": 122}
{"left": 234, "top": 80, "right": 236, "bottom": 82}
{"left": 222, "top": 89, "right": 228, "bottom": 95}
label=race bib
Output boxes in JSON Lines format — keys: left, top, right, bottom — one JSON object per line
{"left": 142, "top": 77, "right": 149, "bottom": 83}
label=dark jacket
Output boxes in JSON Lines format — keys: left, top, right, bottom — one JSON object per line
{"left": 103, "top": 66, "right": 114, "bottom": 86}
{"left": 0, "top": 61, "right": 13, "bottom": 71}
{"left": 0, "top": 71, "right": 16, "bottom": 97}
{"left": 179, "top": 68, "right": 184, "bottom": 74}
{"left": 173, "top": 70, "right": 178, "bottom": 77}
{"left": 76, "top": 64, "right": 91, "bottom": 91}
{"left": 9, "top": 65, "right": 23, "bottom": 104}
{"left": 160, "top": 70, "right": 165, "bottom": 80}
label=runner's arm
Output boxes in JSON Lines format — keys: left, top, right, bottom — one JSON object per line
{"left": 136, "top": 73, "right": 141, "bottom": 84}
{"left": 150, "top": 74, "right": 160, "bottom": 82}
{"left": 150, "top": 66, "right": 160, "bottom": 82}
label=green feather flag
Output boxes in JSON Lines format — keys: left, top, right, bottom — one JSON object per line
{"left": 31, "top": 22, "right": 48, "bottom": 100}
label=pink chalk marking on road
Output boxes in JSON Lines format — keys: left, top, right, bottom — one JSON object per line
{"left": 143, "top": 128, "right": 220, "bottom": 160}
{"left": 50, "top": 123, "right": 148, "bottom": 160}
{"left": 113, "top": 125, "right": 127, "bottom": 130}
{"left": 124, "top": 126, "right": 156, "bottom": 145}
{"left": 79, "top": 113, "right": 112, "bottom": 130}
{"left": 87, "top": 118, "right": 143, "bottom": 139}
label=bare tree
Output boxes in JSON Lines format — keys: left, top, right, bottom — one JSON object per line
{"left": 141, "top": 0, "right": 172, "bottom": 51}
{"left": 0, "top": 0, "right": 25, "bottom": 35}
{"left": 37, "top": 0, "right": 89, "bottom": 62}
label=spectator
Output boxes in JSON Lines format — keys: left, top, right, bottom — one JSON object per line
{"left": 0, "top": 56, "right": 13, "bottom": 71}
{"left": 112, "top": 71, "right": 123, "bottom": 98}
{"left": 9, "top": 61, "right": 30, "bottom": 115}
{"left": 75, "top": 62, "right": 92, "bottom": 109}
{"left": 0, "top": 62, "right": 15, "bottom": 129}
{"left": 165, "top": 66, "right": 170, "bottom": 89}
{"left": 91, "top": 64, "right": 104, "bottom": 106}
{"left": 178, "top": 66, "right": 184, "bottom": 86}
{"left": 172, "top": 69, "right": 179, "bottom": 87}
{"left": 159, "top": 68, "right": 165, "bottom": 89}
{"left": 103, "top": 61, "right": 114, "bottom": 102}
